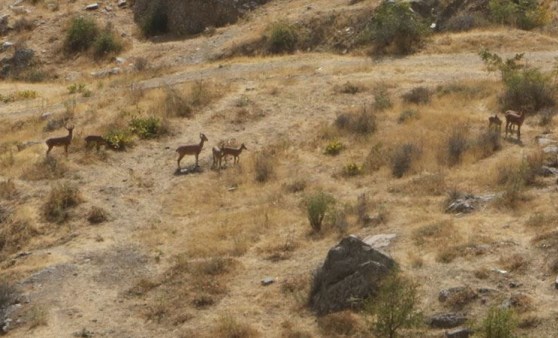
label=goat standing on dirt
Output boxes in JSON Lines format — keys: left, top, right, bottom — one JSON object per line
{"left": 46, "top": 125, "right": 74, "bottom": 156}
{"left": 176, "top": 133, "right": 208, "bottom": 169}
{"left": 504, "top": 110, "right": 525, "bottom": 140}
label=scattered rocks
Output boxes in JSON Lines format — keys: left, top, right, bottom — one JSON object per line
{"left": 429, "top": 313, "right": 467, "bottom": 328}
{"left": 446, "top": 327, "right": 472, "bottom": 338}
{"left": 439, "top": 286, "right": 477, "bottom": 309}
{"left": 174, "top": 165, "right": 203, "bottom": 176}
{"left": 308, "top": 235, "right": 397, "bottom": 315}
{"left": 85, "top": 3, "right": 99, "bottom": 10}
{"left": 445, "top": 193, "right": 496, "bottom": 214}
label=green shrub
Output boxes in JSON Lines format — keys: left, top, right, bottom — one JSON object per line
{"left": 365, "top": 273, "right": 422, "bottom": 338}
{"left": 93, "top": 27, "right": 123, "bottom": 59}
{"left": 43, "top": 183, "right": 82, "bottom": 223}
{"left": 480, "top": 50, "right": 555, "bottom": 114}
{"left": 402, "top": 87, "right": 431, "bottom": 104}
{"left": 140, "top": 1, "right": 169, "bottom": 37}
{"left": 391, "top": 143, "right": 420, "bottom": 178}
{"left": 364, "top": 1, "right": 429, "bottom": 55}
{"left": 306, "top": 192, "right": 335, "bottom": 233}
{"left": 489, "top": 0, "right": 547, "bottom": 30}
{"left": 479, "top": 307, "right": 517, "bottom": 338}
{"left": 104, "top": 128, "right": 133, "bottom": 150}
{"left": 129, "top": 116, "right": 165, "bottom": 139}
{"left": 267, "top": 20, "right": 298, "bottom": 54}
{"left": 324, "top": 139, "right": 343, "bottom": 156}
{"left": 343, "top": 162, "right": 362, "bottom": 177}
{"left": 64, "top": 16, "right": 99, "bottom": 53}
{"left": 67, "top": 83, "right": 86, "bottom": 94}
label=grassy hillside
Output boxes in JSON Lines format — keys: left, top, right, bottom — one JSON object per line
{"left": 1, "top": 0, "right": 558, "bottom": 337}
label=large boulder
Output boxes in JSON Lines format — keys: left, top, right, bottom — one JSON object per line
{"left": 309, "top": 235, "right": 397, "bottom": 315}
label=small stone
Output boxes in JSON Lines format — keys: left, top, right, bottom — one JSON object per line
{"left": 85, "top": 3, "right": 99, "bottom": 10}
{"left": 261, "top": 277, "right": 274, "bottom": 286}
{"left": 509, "top": 281, "right": 522, "bottom": 288}
{"left": 363, "top": 233, "right": 397, "bottom": 250}
{"left": 1, "top": 41, "right": 14, "bottom": 52}
{"left": 446, "top": 327, "right": 472, "bottom": 338}
{"left": 117, "top": 0, "right": 127, "bottom": 7}
{"left": 115, "top": 57, "right": 126, "bottom": 64}
{"left": 429, "top": 313, "right": 467, "bottom": 329}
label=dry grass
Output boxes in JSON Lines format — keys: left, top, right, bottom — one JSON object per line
{"left": 21, "top": 157, "right": 69, "bottom": 181}
{"left": 317, "top": 310, "right": 361, "bottom": 336}
{"left": 42, "top": 182, "right": 82, "bottom": 223}
{"left": 0, "top": 207, "right": 39, "bottom": 260}
{"left": 210, "top": 315, "right": 260, "bottom": 338}
{"left": 412, "top": 220, "right": 457, "bottom": 247}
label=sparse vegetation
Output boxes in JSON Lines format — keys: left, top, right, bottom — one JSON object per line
{"left": 479, "top": 306, "right": 517, "bottom": 338}
{"left": 342, "top": 162, "right": 362, "bottom": 177}
{"left": 43, "top": 182, "right": 82, "bottom": 223}
{"left": 104, "top": 128, "right": 133, "bottom": 150}
{"left": 211, "top": 315, "right": 259, "bottom": 338}
{"left": 0, "top": 282, "right": 18, "bottom": 320}
{"left": 362, "top": 1, "right": 429, "bottom": 55}
{"left": 87, "top": 206, "right": 109, "bottom": 224}
{"left": 306, "top": 191, "right": 335, "bottom": 233}
{"left": 253, "top": 151, "right": 274, "bottom": 183}
{"left": 267, "top": 20, "right": 298, "bottom": 54}
{"left": 64, "top": 16, "right": 99, "bottom": 53}
{"left": 446, "top": 129, "right": 469, "bottom": 166}
{"left": 93, "top": 24, "right": 124, "bottom": 59}
{"left": 364, "top": 273, "right": 422, "bottom": 338}
{"left": 488, "top": 0, "right": 548, "bottom": 30}
{"left": 21, "top": 157, "right": 68, "bottom": 181}
{"left": 317, "top": 311, "right": 359, "bottom": 336}
{"left": 324, "top": 139, "right": 343, "bottom": 156}
{"left": 373, "top": 85, "right": 392, "bottom": 111}
{"left": 402, "top": 87, "right": 431, "bottom": 104}
{"left": 335, "top": 107, "right": 376, "bottom": 135}
{"left": 391, "top": 143, "right": 420, "bottom": 178}
{"left": 129, "top": 116, "right": 167, "bottom": 139}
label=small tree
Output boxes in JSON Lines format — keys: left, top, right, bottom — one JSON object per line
{"left": 306, "top": 192, "right": 334, "bottom": 232}
{"left": 64, "top": 16, "right": 99, "bottom": 53}
{"left": 366, "top": 1, "right": 429, "bottom": 55}
{"left": 479, "top": 306, "right": 517, "bottom": 338}
{"left": 365, "top": 273, "right": 422, "bottom": 338}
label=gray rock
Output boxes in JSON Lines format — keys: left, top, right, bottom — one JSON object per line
{"left": 446, "top": 327, "right": 472, "bottom": 338}
{"left": 117, "top": 0, "right": 127, "bottom": 7}
{"left": 429, "top": 313, "right": 467, "bottom": 329}
{"left": 439, "top": 286, "right": 477, "bottom": 304}
{"left": 85, "top": 3, "right": 99, "bottom": 10}
{"left": 309, "top": 235, "right": 396, "bottom": 315}
{"left": 1, "top": 41, "right": 14, "bottom": 52}
{"left": 261, "top": 277, "right": 274, "bottom": 286}
{"left": 539, "top": 166, "right": 558, "bottom": 177}
{"left": 363, "top": 233, "right": 397, "bottom": 250}
{"left": 543, "top": 145, "right": 558, "bottom": 154}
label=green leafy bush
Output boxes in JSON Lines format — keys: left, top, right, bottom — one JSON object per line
{"left": 129, "top": 116, "right": 164, "bottom": 139}
{"left": 324, "top": 139, "right": 343, "bottom": 156}
{"left": 93, "top": 27, "right": 123, "bottom": 59}
{"left": 363, "top": 1, "right": 429, "bottom": 55}
{"left": 489, "top": 0, "right": 547, "bottom": 30}
{"left": 306, "top": 192, "right": 335, "bottom": 233}
{"left": 64, "top": 16, "right": 99, "bottom": 53}
{"left": 365, "top": 273, "right": 422, "bottom": 338}
{"left": 267, "top": 20, "right": 298, "bottom": 54}
{"left": 104, "top": 128, "right": 133, "bottom": 150}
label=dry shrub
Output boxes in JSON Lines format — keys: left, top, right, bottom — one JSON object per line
{"left": 284, "top": 179, "right": 306, "bottom": 193}
{"left": 42, "top": 182, "right": 82, "bottom": 223}
{"left": 254, "top": 151, "right": 274, "bottom": 183}
{"left": 391, "top": 172, "right": 446, "bottom": 196}
{"left": 0, "top": 211, "right": 38, "bottom": 259}
{"left": 506, "top": 293, "right": 533, "bottom": 313}
{"left": 390, "top": 143, "right": 421, "bottom": 178}
{"left": 262, "top": 231, "right": 298, "bottom": 262}
{"left": 21, "top": 156, "right": 68, "bottom": 181}
{"left": 211, "top": 315, "right": 259, "bottom": 338}
{"left": 363, "top": 142, "right": 388, "bottom": 172}
{"left": 397, "top": 109, "right": 419, "bottom": 124}
{"left": 436, "top": 236, "right": 491, "bottom": 263}
{"left": 281, "top": 321, "right": 313, "bottom": 338}
{"left": 443, "top": 286, "right": 477, "bottom": 310}
{"left": 334, "top": 81, "right": 364, "bottom": 94}
{"left": 548, "top": 257, "right": 558, "bottom": 274}
{"left": 473, "top": 130, "right": 501, "bottom": 159}
{"left": 317, "top": 311, "right": 360, "bottom": 336}
{"left": 0, "top": 282, "right": 18, "bottom": 320}
{"left": 163, "top": 86, "right": 192, "bottom": 118}
{"left": 518, "top": 314, "right": 541, "bottom": 329}
{"left": 87, "top": 206, "right": 109, "bottom": 224}
{"left": 335, "top": 106, "right": 376, "bottom": 136}
{"left": 474, "top": 267, "right": 490, "bottom": 279}
{"left": 531, "top": 230, "right": 558, "bottom": 251}
{"left": 26, "top": 305, "right": 48, "bottom": 329}
{"left": 191, "top": 256, "right": 236, "bottom": 276}
{"left": 445, "top": 129, "right": 469, "bottom": 166}
{"left": 412, "top": 220, "right": 456, "bottom": 247}
{"left": 402, "top": 87, "right": 431, "bottom": 104}
{"left": 0, "top": 179, "right": 17, "bottom": 200}
{"left": 499, "top": 254, "right": 527, "bottom": 273}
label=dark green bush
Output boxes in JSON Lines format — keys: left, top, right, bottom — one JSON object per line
{"left": 64, "top": 16, "right": 99, "bottom": 53}
{"left": 93, "top": 27, "right": 123, "bottom": 59}
{"left": 140, "top": 1, "right": 168, "bottom": 36}
{"left": 364, "top": 1, "right": 429, "bottom": 55}
{"left": 267, "top": 20, "right": 298, "bottom": 54}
